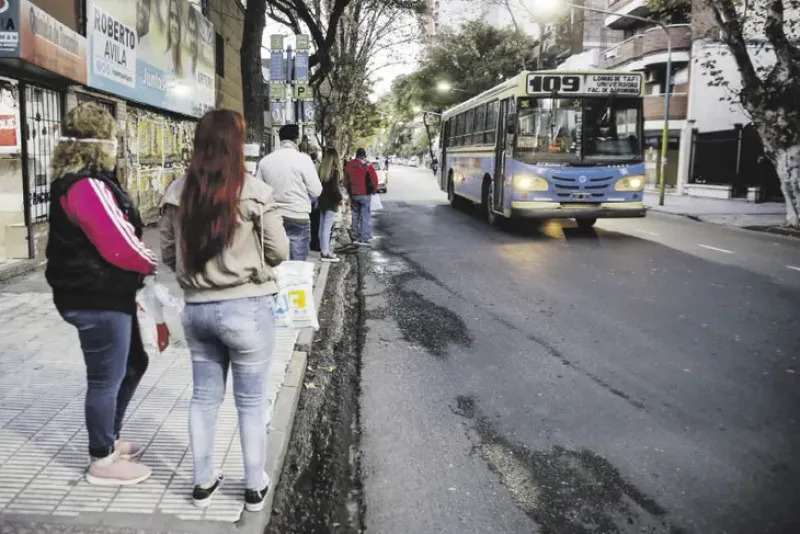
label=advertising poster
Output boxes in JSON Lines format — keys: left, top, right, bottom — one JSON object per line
{"left": 87, "top": 0, "right": 216, "bottom": 118}
{"left": 0, "top": 83, "right": 19, "bottom": 154}
{"left": 0, "top": 0, "right": 20, "bottom": 56}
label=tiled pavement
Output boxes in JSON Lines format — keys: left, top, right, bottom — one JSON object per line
{"left": 0, "top": 288, "right": 300, "bottom": 531}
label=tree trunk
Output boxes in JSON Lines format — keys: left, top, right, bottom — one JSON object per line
{"left": 771, "top": 144, "right": 800, "bottom": 227}
{"left": 241, "top": 0, "right": 267, "bottom": 147}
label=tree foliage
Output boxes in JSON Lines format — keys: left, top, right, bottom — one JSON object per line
{"left": 385, "top": 21, "right": 539, "bottom": 156}
{"left": 645, "top": 0, "right": 691, "bottom": 24}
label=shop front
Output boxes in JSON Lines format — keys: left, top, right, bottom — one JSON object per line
{"left": 0, "top": 0, "right": 87, "bottom": 260}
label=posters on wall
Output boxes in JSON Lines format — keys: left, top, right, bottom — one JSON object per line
{"left": 87, "top": 0, "right": 216, "bottom": 118}
{"left": 125, "top": 107, "right": 195, "bottom": 219}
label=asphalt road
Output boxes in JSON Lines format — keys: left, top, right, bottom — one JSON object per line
{"left": 358, "top": 166, "right": 800, "bottom": 534}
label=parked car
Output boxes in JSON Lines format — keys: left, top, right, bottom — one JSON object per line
{"left": 371, "top": 160, "right": 389, "bottom": 193}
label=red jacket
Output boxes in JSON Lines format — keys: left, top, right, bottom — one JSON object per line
{"left": 344, "top": 159, "right": 379, "bottom": 196}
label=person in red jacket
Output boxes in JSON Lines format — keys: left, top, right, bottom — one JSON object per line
{"left": 343, "top": 148, "right": 379, "bottom": 246}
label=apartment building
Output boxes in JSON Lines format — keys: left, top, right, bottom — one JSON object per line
{"left": 600, "top": 0, "right": 783, "bottom": 200}
{"left": 538, "top": 0, "right": 623, "bottom": 70}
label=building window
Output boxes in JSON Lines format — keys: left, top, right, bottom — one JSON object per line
{"left": 215, "top": 33, "right": 225, "bottom": 77}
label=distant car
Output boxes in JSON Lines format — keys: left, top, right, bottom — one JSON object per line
{"left": 371, "top": 160, "right": 389, "bottom": 193}
{"left": 408, "top": 156, "right": 419, "bottom": 168}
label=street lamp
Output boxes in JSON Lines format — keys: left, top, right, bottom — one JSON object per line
{"left": 522, "top": 0, "right": 673, "bottom": 206}
{"left": 436, "top": 81, "right": 470, "bottom": 95}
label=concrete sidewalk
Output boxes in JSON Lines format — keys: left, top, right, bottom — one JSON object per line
{"left": 0, "top": 228, "right": 327, "bottom": 533}
{"left": 644, "top": 192, "right": 788, "bottom": 230}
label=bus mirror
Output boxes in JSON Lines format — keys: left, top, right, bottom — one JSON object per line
{"left": 506, "top": 114, "right": 517, "bottom": 134}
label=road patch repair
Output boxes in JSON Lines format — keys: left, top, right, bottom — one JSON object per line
{"left": 0, "top": 262, "right": 332, "bottom": 534}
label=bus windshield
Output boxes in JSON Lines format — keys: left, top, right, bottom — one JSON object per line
{"left": 515, "top": 96, "right": 642, "bottom": 165}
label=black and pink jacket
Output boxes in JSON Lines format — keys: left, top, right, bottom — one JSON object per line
{"left": 46, "top": 171, "right": 158, "bottom": 315}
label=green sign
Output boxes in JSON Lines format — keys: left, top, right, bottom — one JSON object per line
{"left": 294, "top": 83, "right": 314, "bottom": 101}
{"left": 270, "top": 34, "right": 284, "bottom": 51}
{"left": 296, "top": 35, "right": 310, "bottom": 50}
{"left": 270, "top": 84, "right": 287, "bottom": 101}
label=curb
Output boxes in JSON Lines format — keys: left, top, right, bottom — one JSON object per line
{"left": 0, "top": 259, "right": 46, "bottom": 284}
{"left": 241, "top": 260, "right": 333, "bottom": 533}
{"left": 646, "top": 206, "right": 799, "bottom": 239}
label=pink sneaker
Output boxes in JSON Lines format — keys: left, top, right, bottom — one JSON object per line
{"left": 115, "top": 439, "right": 144, "bottom": 460}
{"left": 86, "top": 451, "right": 151, "bottom": 486}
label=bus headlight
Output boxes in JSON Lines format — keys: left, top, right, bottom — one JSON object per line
{"left": 615, "top": 175, "right": 645, "bottom": 192}
{"left": 513, "top": 175, "right": 549, "bottom": 192}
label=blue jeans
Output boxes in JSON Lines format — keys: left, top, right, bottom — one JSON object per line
{"left": 351, "top": 195, "right": 372, "bottom": 243}
{"left": 60, "top": 309, "right": 149, "bottom": 459}
{"left": 319, "top": 210, "right": 336, "bottom": 255}
{"left": 182, "top": 296, "right": 276, "bottom": 489}
{"left": 283, "top": 218, "right": 311, "bottom": 261}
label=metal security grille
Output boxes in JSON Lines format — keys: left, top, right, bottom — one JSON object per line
{"left": 23, "top": 85, "right": 62, "bottom": 222}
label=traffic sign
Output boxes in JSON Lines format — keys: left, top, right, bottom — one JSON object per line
{"left": 294, "top": 83, "right": 314, "bottom": 101}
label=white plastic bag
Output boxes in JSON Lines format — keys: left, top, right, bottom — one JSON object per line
{"left": 136, "top": 278, "right": 184, "bottom": 354}
{"left": 274, "top": 261, "right": 319, "bottom": 331}
{"left": 136, "top": 301, "right": 159, "bottom": 356}
{"left": 370, "top": 194, "right": 383, "bottom": 212}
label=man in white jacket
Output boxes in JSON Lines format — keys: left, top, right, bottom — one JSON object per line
{"left": 255, "top": 125, "right": 323, "bottom": 261}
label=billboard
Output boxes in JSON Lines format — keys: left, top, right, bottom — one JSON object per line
{"left": 87, "top": 0, "right": 216, "bottom": 118}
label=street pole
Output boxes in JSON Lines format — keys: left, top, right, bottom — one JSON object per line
{"left": 532, "top": 2, "right": 673, "bottom": 206}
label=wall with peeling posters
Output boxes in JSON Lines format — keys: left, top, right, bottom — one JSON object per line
{"left": 124, "top": 107, "right": 195, "bottom": 222}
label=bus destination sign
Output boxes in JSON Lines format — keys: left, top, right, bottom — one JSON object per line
{"left": 526, "top": 73, "right": 642, "bottom": 96}
{"left": 584, "top": 74, "right": 641, "bottom": 95}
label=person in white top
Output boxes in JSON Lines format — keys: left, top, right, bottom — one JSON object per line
{"left": 255, "top": 124, "right": 322, "bottom": 261}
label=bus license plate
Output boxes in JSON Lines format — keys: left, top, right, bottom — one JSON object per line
{"left": 572, "top": 192, "right": 591, "bottom": 200}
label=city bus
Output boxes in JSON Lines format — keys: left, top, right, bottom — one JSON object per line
{"left": 438, "top": 70, "right": 647, "bottom": 228}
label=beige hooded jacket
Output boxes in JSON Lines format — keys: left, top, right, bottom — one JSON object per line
{"left": 159, "top": 175, "right": 289, "bottom": 303}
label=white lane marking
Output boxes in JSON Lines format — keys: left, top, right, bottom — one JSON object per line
{"left": 635, "top": 228, "right": 661, "bottom": 237}
{"left": 787, "top": 265, "right": 800, "bottom": 272}
{"left": 698, "top": 244, "right": 735, "bottom": 254}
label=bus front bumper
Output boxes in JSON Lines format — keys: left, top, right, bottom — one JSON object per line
{"left": 510, "top": 201, "right": 647, "bottom": 219}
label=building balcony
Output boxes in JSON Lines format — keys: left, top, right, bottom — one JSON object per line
{"left": 644, "top": 93, "right": 688, "bottom": 121}
{"left": 603, "top": 25, "right": 692, "bottom": 70}
{"left": 605, "top": 0, "right": 652, "bottom": 29}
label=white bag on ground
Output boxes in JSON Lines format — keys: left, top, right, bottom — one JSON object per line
{"left": 274, "top": 261, "right": 319, "bottom": 331}
{"left": 370, "top": 193, "right": 383, "bottom": 212}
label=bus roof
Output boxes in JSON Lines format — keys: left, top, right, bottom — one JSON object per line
{"left": 441, "top": 70, "right": 645, "bottom": 120}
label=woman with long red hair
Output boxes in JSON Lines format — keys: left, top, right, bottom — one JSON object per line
{"left": 159, "top": 110, "right": 289, "bottom": 511}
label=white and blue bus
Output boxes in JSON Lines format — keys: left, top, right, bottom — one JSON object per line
{"left": 438, "top": 70, "right": 647, "bottom": 228}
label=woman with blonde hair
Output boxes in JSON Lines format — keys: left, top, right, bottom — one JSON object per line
{"left": 45, "top": 102, "right": 159, "bottom": 486}
{"left": 317, "top": 147, "right": 344, "bottom": 262}
{"left": 160, "top": 109, "right": 289, "bottom": 511}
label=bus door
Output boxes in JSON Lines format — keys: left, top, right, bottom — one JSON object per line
{"left": 440, "top": 119, "right": 449, "bottom": 191}
{"left": 493, "top": 99, "right": 513, "bottom": 212}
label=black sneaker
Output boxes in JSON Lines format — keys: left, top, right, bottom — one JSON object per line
{"left": 244, "top": 480, "right": 270, "bottom": 512}
{"left": 192, "top": 472, "right": 224, "bottom": 509}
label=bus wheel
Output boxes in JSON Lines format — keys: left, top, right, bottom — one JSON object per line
{"left": 576, "top": 218, "right": 597, "bottom": 229}
{"left": 447, "top": 177, "right": 460, "bottom": 209}
{"left": 485, "top": 180, "right": 503, "bottom": 227}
